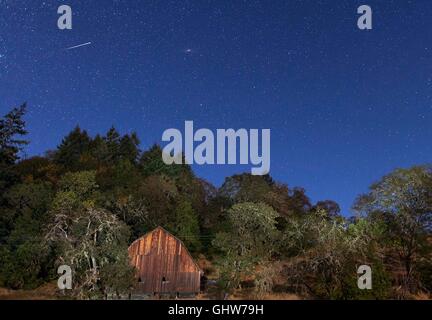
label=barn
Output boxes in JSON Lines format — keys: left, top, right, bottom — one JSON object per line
{"left": 128, "top": 227, "right": 202, "bottom": 295}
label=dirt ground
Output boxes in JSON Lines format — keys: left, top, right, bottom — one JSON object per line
{"left": 0, "top": 283, "right": 303, "bottom": 300}
{"left": 0, "top": 282, "right": 59, "bottom": 300}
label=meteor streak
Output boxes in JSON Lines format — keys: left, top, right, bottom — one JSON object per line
{"left": 65, "top": 42, "right": 92, "bottom": 50}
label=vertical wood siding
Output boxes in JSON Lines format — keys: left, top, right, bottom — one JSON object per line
{"left": 128, "top": 227, "right": 201, "bottom": 293}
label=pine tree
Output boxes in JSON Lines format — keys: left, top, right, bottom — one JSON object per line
{"left": 104, "top": 127, "right": 121, "bottom": 164}
{"left": 0, "top": 103, "right": 28, "bottom": 194}
{"left": 139, "top": 144, "right": 191, "bottom": 177}
{"left": 0, "top": 103, "right": 28, "bottom": 166}
{"left": 54, "top": 126, "right": 91, "bottom": 169}
{"left": 88, "top": 134, "right": 108, "bottom": 164}
{"left": 118, "top": 132, "right": 140, "bottom": 164}
{"left": 172, "top": 199, "right": 201, "bottom": 252}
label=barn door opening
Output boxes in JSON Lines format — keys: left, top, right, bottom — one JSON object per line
{"left": 161, "top": 276, "right": 170, "bottom": 293}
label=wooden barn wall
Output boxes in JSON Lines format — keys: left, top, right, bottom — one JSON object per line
{"left": 128, "top": 228, "right": 201, "bottom": 293}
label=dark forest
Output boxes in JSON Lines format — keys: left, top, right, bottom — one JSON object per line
{"left": 1, "top": 104, "right": 431, "bottom": 299}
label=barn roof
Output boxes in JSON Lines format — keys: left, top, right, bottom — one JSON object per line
{"left": 129, "top": 226, "right": 202, "bottom": 273}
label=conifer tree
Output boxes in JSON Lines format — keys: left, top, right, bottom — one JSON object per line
{"left": 54, "top": 126, "right": 91, "bottom": 169}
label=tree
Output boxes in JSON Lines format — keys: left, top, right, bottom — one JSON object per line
{"left": 264, "top": 183, "right": 312, "bottom": 219}
{"left": 0, "top": 103, "right": 28, "bottom": 165}
{"left": 54, "top": 126, "right": 91, "bottom": 170}
{"left": 0, "top": 104, "right": 28, "bottom": 193}
{"left": 57, "top": 170, "right": 99, "bottom": 200}
{"left": 0, "top": 215, "right": 51, "bottom": 289}
{"left": 14, "top": 156, "right": 60, "bottom": 184}
{"left": 48, "top": 206, "right": 134, "bottom": 298}
{"left": 0, "top": 182, "right": 54, "bottom": 289}
{"left": 218, "top": 174, "right": 312, "bottom": 220}
{"left": 46, "top": 171, "right": 134, "bottom": 298}
{"left": 354, "top": 165, "right": 432, "bottom": 294}
{"left": 87, "top": 134, "right": 108, "bottom": 166}
{"left": 139, "top": 144, "right": 191, "bottom": 178}
{"left": 103, "top": 127, "right": 121, "bottom": 164}
{"left": 171, "top": 199, "right": 201, "bottom": 252}
{"left": 213, "top": 202, "right": 279, "bottom": 293}
{"left": 118, "top": 133, "right": 140, "bottom": 164}
{"left": 218, "top": 174, "right": 273, "bottom": 204}
{"left": 98, "top": 158, "right": 141, "bottom": 193}
{"left": 134, "top": 174, "right": 178, "bottom": 230}
{"left": 282, "top": 209, "right": 390, "bottom": 299}
{"left": 312, "top": 200, "right": 342, "bottom": 220}
{"left": 110, "top": 194, "right": 149, "bottom": 241}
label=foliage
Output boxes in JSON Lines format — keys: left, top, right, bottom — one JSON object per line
{"left": 213, "top": 202, "right": 279, "bottom": 293}
{"left": 139, "top": 144, "right": 191, "bottom": 178}
{"left": 0, "top": 181, "right": 54, "bottom": 289}
{"left": 0, "top": 104, "right": 431, "bottom": 300}
{"left": 170, "top": 199, "right": 201, "bottom": 252}
{"left": 0, "top": 103, "right": 28, "bottom": 196}
{"left": 46, "top": 171, "right": 134, "bottom": 298}
{"left": 354, "top": 166, "right": 432, "bottom": 294}
{"left": 54, "top": 126, "right": 91, "bottom": 170}
{"left": 0, "top": 104, "right": 28, "bottom": 166}
{"left": 282, "top": 210, "right": 390, "bottom": 299}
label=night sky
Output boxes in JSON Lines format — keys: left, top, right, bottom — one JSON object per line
{"left": 1, "top": 0, "right": 431, "bottom": 215}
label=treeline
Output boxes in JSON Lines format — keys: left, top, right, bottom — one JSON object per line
{"left": 0, "top": 104, "right": 431, "bottom": 299}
